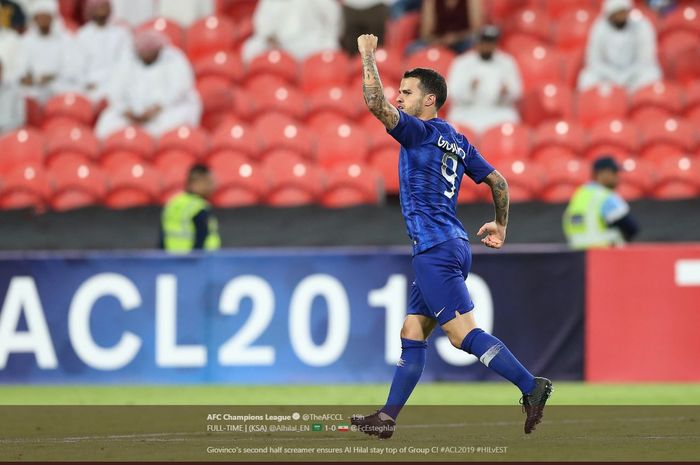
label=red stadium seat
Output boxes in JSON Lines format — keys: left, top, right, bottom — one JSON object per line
{"left": 0, "top": 165, "right": 51, "bottom": 211}
{"left": 539, "top": 157, "right": 590, "bottom": 202}
{"left": 50, "top": 163, "right": 106, "bottom": 211}
{"left": 157, "top": 125, "right": 210, "bottom": 159}
{"left": 100, "top": 150, "right": 145, "bottom": 172}
{"left": 561, "top": 49, "right": 584, "bottom": 88}
{"left": 321, "top": 163, "right": 383, "bottom": 208}
{"left": 253, "top": 112, "right": 313, "bottom": 157}
{"left": 639, "top": 117, "right": 696, "bottom": 163}
{"left": 618, "top": 157, "right": 654, "bottom": 200}
{"left": 208, "top": 121, "right": 259, "bottom": 158}
{"left": 101, "top": 126, "right": 154, "bottom": 159}
{"left": 247, "top": 50, "right": 298, "bottom": 84}
{"left": 575, "top": 84, "right": 628, "bottom": 127}
{"left": 531, "top": 120, "right": 585, "bottom": 161}
{"left": 552, "top": 7, "right": 595, "bottom": 51}
{"left": 659, "top": 29, "right": 699, "bottom": 73}
{"left": 668, "top": 46, "right": 700, "bottom": 85}
{"left": 585, "top": 119, "right": 640, "bottom": 160}
{"left": 104, "top": 163, "right": 161, "bottom": 208}
{"left": 217, "top": 0, "right": 258, "bottom": 23}
{"left": 301, "top": 51, "right": 352, "bottom": 93}
{"left": 350, "top": 48, "right": 405, "bottom": 85}
{"left": 186, "top": 15, "right": 236, "bottom": 60}
{"left": 651, "top": 156, "right": 700, "bottom": 199}
{"left": 45, "top": 124, "right": 100, "bottom": 161}
{"left": 506, "top": 7, "right": 552, "bottom": 41}
{"left": 529, "top": 144, "right": 577, "bottom": 165}
{"left": 660, "top": 4, "right": 700, "bottom": 38}
{"left": 541, "top": 0, "right": 597, "bottom": 19}
{"left": 157, "top": 166, "right": 188, "bottom": 205}
{"left": 263, "top": 151, "right": 324, "bottom": 206}
{"left": 43, "top": 93, "right": 94, "bottom": 127}
{"left": 520, "top": 83, "right": 574, "bottom": 126}
{"left": 193, "top": 51, "right": 244, "bottom": 83}
{"left": 306, "top": 111, "right": 353, "bottom": 135}
{"left": 479, "top": 123, "right": 532, "bottom": 163}
{"left": 405, "top": 46, "right": 456, "bottom": 78}
{"left": 384, "top": 11, "right": 420, "bottom": 53}
{"left": 208, "top": 150, "right": 250, "bottom": 182}
{"left": 494, "top": 159, "right": 544, "bottom": 202}
{"left": 501, "top": 32, "right": 546, "bottom": 57}
{"left": 138, "top": 17, "right": 185, "bottom": 49}
{"left": 253, "top": 85, "right": 307, "bottom": 120}
{"left": 307, "top": 86, "right": 365, "bottom": 122}
{"left": 361, "top": 115, "right": 400, "bottom": 152}
{"left": 152, "top": 149, "right": 197, "bottom": 176}
{"left": 316, "top": 122, "right": 370, "bottom": 169}
{"left": 196, "top": 75, "right": 235, "bottom": 120}
{"left": 629, "top": 81, "right": 683, "bottom": 123}
{"left": 368, "top": 147, "right": 399, "bottom": 194}
{"left": 210, "top": 158, "right": 266, "bottom": 207}
{"left": 0, "top": 128, "right": 46, "bottom": 173}
{"left": 684, "top": 81, "right": 700, "bottom": 118}
{"left": 486, "top": 0, "right": 537, "bottom": 22}
{"left": 25, "top": 97, "right": 43, "bottom": 128}
{"left": 45, "top": 150, "right": 92, "bottom": 172}
{"left": 514, "top": 46, "right": 563, "bottom": 91}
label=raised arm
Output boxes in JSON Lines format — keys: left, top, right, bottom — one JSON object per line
{"left": 477, "top": 170, "right": 509, "bottom": 249}
{"left": 358, "top": 34, "right": 399, "bottom": 130}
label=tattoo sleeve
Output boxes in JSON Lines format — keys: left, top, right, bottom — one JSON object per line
{"left": 361, "top": 51, "right": 399, "bottom": 130}
{"left": 484, "top": 170, "right": 509, "bottom": 227}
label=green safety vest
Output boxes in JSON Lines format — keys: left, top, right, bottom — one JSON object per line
{"left": 563, "top": 183, "right": 624, "bottom": 250}
{"left": 161, "top": 192, "right": 221, "bottom": 253}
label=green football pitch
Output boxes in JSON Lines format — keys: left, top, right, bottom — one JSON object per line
{"left": 1, "top": 381, "right": 700, "bottom": 405}
{"left": 2, "top": 383, "right": 699, "bottom": 462}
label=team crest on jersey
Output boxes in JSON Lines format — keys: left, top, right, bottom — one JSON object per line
{"left": 437, "top": 136, "right": 466, "bottom": 159}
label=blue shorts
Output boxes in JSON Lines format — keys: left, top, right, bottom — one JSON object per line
{"left": 407, "top": 237, "right": 474, "bottom": 326}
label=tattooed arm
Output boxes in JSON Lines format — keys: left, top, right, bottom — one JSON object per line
{"left": 358, "top": 34, "right": 399, "bottom": 130}
{"left": 477, "top": 170, "right": 509, "bottom": 249}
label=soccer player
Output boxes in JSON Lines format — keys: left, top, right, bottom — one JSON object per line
{"left": 351, "top": 34, "right": 552, "bottom": 439}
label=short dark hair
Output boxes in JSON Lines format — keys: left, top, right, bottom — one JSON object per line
{"left": 188, "top": 163, "right": 210, "bottom": 182}
{"left": 592, "top": 156, "right": 620, "bottom": 174}
{"left": 403, "top": 68, "right": 448, "bottom": 110}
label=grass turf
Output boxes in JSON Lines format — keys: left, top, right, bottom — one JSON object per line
{"left": 1, "top": 382, "right": 700, "bottom": 405}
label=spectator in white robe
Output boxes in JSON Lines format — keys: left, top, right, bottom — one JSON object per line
{"left": 108, "top": 0, "right": 155, "bottom": 27}
{"left": 75, "top": 0, "right": 132, "bottom": 103}
{"left": 16, "top": 0, "right": 81, "bottom": 103}
{"left": 158, "top": 0, "right": 214, "bottom": 27}
{"left": 447, "top": 26, "right": 523, "bottom": 134}
{"left": 95, "top": 30, "right": 202, "bottom": 139}
{"left": 242, "top": 0, "right": 342, "bottom": 63}
{"left": 0, "top": 58, "right": 25, "bottom": 133}
{"left": 577, "top": 0, "right": 662, "bottom": 93}
{"left": 0, "top": 24, "right": 21, "bottom": 82}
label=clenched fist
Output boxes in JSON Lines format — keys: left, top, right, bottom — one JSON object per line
{"left": 357, "top": 34, "right": 378, "bottom": 55}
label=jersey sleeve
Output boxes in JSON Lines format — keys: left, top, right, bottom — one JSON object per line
{"left": 463, "top": 143, "right": 495, "bottom": 184}
{"left": 601, "top": 193, "right": 630, "bottom": 225}
{"left": 387, "top": 110, "right": 430, "bottom": 148}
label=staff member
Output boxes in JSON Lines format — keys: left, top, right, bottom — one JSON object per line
{"left": 563, "top": 156, "right": 639, "bottom": 249}
{"left": 160, "top": 164, "right": 220, "bottom": 253}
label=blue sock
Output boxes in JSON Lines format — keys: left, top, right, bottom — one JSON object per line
{"left": 380, "top": 338, "right": 427, "bottom": 420}
{"left": 461, "top": 328, "right": 536, "bottom": 394}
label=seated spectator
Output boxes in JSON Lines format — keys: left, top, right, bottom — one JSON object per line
{"left": 410, "top": 0, "right": 483, "bottom": 55}
{"left": 76, "top": 0, "right": 132, "bottom": 103}
{"left": 447, "top": 26, "right": 522, "bottom": 133}
{"left": 0, "top": 23, "right": 20, "bottom": 81}
{"left": 16, "top": 0, "right": 80, "bottom": 103}
{"left": 242, "top": 0, "right": 342, "bottom": 63}
{"left": 95, "top": 30, "right": 201, "bottom": 139}
{"left": 158, "top": 0, "right": 214, "bottom": 27}
{"left": 0, "top": 58, "right": 25, "bottom": 133}
{"left": 340, "top": 0, "right": 390, "bottom": 55}
{"left": 578, "top": 0, "right": 662, "bottom": 93}
{"left": 0, "top": 0, "right": 26, "bottom": 32}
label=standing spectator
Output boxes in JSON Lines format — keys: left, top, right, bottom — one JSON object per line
{"left": 242, "top": 0, "right": 342, "bottom": 63}
{"left": 75, "top": 0, "right": 132, "bottom": 103}
{"left": 447, "top": 26, "right": 522, "bottom": 133}
{"left": 340, "top": 0, "right": 391, "bottom": 55}
{"left": 16, "top": 0, "right": 80, "bottom": 103}
{"left": 0, "top": 0, "right": 26, "bottom": 31}
{"left": 410, "top": 0, "right": 483, "bottom": 54}
{"left": 563, "top": 156, "right": 639, "bottom": 249}
{"left": 109, "top": 0, "right": 155, "bottom": 27}
{"left": 0, "top": 23, "right": 20, "bottom": 81}
{"left": 160, "top": 164, "right": 221, "bottom": 253}
{"left": 577, "top": 0, "right": 661, "bottom": 93}
{"left": 95, "top": 30, "right": 201, "bottom": 138}
{"left": 0, "top": 58, "right": 25, "bottom": 133}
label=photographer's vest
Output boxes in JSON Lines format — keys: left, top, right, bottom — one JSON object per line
{"left": 161, "top": 192, "right": 221, "bottom": 253}
{"left": 563, "top": 184, "right": 624, "bottom": 250}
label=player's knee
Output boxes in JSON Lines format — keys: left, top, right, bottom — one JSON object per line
{"left": 400, "top": 324, "right": 423, "bottom": 340}
{"left": 447, "top": 332, "right": 464, "bottom": 349}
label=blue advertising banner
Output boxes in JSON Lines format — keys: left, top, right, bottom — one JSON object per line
{"left": 0, "top": 248, "right": 584, "bottom": 384}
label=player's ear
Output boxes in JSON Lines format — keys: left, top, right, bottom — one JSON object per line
{"left": 424, "top": 93, "right": 436, "bottom": 108}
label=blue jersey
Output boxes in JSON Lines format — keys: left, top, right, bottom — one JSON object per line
{"left": 388, "top": 111, "right": 495, "bottom": 255}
